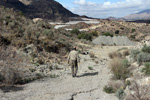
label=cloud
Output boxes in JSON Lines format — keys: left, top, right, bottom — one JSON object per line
{"left": 74, "top": 0, "right": 95, "bottom": 5}
{"left": 72, "top": 0, "right": 150, "bottom": 18}
{"left": 74, "top": 0, "right": 86, "bottom": 5}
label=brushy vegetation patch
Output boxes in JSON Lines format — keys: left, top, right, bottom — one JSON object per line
{"left": 116, "top": 88, "right": 125, "bottom": 99}
{"left": 108, "top": 51, "right": 122, "bottom": 59}
{"left": 102, "top": 32, "right": 113, "bottom": 37}
{"left": 115, "top": 30, "right": 120, "bottom": 34}
{"left": 103, "top": 86, "right": 115, "bottom": 94}
{"left": 131, "top": 29, "right": 136, "bottom": 33}
{"left": 0, "top": 6, "right": 74, "bottom": 57}
{"left": 137, "top": 52, "right": 150, "bottom": 64}
{"left": 71, "top": 28, "right": 80, "bottom": 35}
{"left": 130, "top": 49, "right": 141, "bottom": 61}
{"left": 142, "top": 62, "right": 150, "bottom": 75}
{"left": 142, "top": 45, "right": 150, "bottom": 53}
{"left": 0, "top": 46, "right": 39, "bottom": 85}
{"left": 90, "top": 31, "right": 98, "bottom": 36}
{"left": 0, "top": 72, "right": 4, "bottom": 82}
{"left": 109, "top": 58, "right": 130, "bottom": 80}
{"left": 123, "top": 50, "right": 130, "bottom": 57}
{"left": 78, "top": 32, "right": 93, "bottom": 41}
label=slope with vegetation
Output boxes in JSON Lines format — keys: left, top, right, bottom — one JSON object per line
{"left": 0, "top": 6, "right": 80, "bottom": 86}
{"left": 104, "top": 44, "right": 150, "bottom": 100}
{"left": 66, "top": 19, "right": 150, "bottom": 42}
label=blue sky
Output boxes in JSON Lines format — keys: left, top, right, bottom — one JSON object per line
{"left": 55, "top": 0, "right": 150, "bottom": 18}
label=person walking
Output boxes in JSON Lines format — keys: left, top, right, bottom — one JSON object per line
{"left": 67, "top": 47, "right": 80, "bottom": 77}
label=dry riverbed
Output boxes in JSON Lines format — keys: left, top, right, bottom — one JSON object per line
{"left": 0, "top": 46, "right": 131, "bottom": 100}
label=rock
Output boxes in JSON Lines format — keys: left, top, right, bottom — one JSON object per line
{"left": 126, "top": 56, "right": 134, "bottom": 64}
{"left": 125, "top": 78, "right": 134, "bottom": 83}
{"left": 131, "top": 62, "right": 139, "bottom": 67}
{"left": 33, "top": 18, "right": 43, "bottom": 23}
{"left": 132, "top": 68, "right": 144, "bottom": 79}
{"left": 144, "top": 77, "right": 150, "bottom": 85}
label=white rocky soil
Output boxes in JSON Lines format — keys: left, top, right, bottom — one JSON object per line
{"left": 0, "top": 46, "right": 130, "bottom": 100}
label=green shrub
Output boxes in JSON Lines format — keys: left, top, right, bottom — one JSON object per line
{"left": 130, "top": 49, "right": 141, "bottom": 61}
{"left": 103, "top": 86, "right": 115, "bottom": 94}
{"left": 116, "top": 88, "right": 125, "bottom": 99}
{"left": 122, "top": 59, "right": 129, "bottom": 68}
{"left": 0, "top": 73, "right": 4, "bottom": 82}
{"left": 90, "top": 31, "right": 98, "bottom": 36}
{"left": 36, "top": 32, "right": 40, "bottom": 39}
{"left": 102, "top": 32, "right": 113, "bottom": 37}
{"left": 142, "top": 62, "right": 150, "bottom": 75}
{"left": 115, "top": 30, "right": 120, "bottom": 34}
{"left": 131, "top": 29, "right": 136, "bottom": 33}
{"left": 142, "top": 45, "right": 150, "bottom": 53}
{"left": 43, "top": 29, "right": 53, "bottom": 38}
{"left": 78, "top": 33, "right": 92, "bottom": 41}
{"left": 88, "top": 66, "right": 93, "bottom": 70}
{"left": 137, "top": 53, "right": 150, "bottom": 64}
{"left": 71, "top": 28, "right": 80, "bottom": 35}
{"left": 16, "top": 78, "right": 36, "bottom": 84}
{"left": 125, "top": 80, "right": 131, "bottom": 87}
{"left": 129, "top": 34, "right": 136, "bottom": 39}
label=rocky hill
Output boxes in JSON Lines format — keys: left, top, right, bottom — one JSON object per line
{"left": 0, "top": 0, "right": 78, "bottom": 22}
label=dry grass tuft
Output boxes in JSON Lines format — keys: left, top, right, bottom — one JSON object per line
{"left": 109, "top": 58, "right": 129, "bottom": 80}
{"left": 108, "top": 51, "right": 122, "bottom": 59}
{"left": 89, "top": 52, "right": 95, "bottom": 58}
{"left": 123, "top": 50, "right": 130, "bottom": 57}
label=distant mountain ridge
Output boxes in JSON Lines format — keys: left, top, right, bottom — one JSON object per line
{"left": 0, "top": 0, "right": 79, "bottom": 22}
{"left": 137, "top": 9, "right": 150, "bottom": 14}
{"left": 123, "top": 9, "right": 150, "bottom": 20}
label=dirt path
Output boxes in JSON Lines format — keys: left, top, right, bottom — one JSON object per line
{"left": 0, "top": 46, "right": 128, "bottom": 100}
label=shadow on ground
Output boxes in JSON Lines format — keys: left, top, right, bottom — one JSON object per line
{"left": 77, "top": 72, "right": 98, "bottom": 78}
{"left": 0, "top": 86, "right": 24, "bottom": 93}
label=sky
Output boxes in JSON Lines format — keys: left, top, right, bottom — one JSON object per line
{"left": 55, "top": 0, "right": 150, "bottom": 18}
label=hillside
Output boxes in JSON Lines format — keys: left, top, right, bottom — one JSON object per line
{"left": 0, "top": 0, "right": 78, "bottom": 22}
{"left": 0, "top": 5, "right": 80, "bottom": 71}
